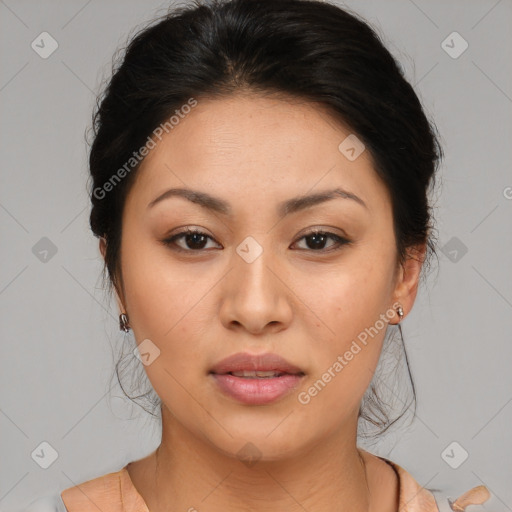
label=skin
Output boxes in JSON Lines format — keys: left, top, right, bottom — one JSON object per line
{"left": 100, "top": 92, "right": 425, "bottom": 512}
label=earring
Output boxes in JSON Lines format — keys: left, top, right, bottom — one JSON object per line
{"left": 119, "top": 312, "right": 130, "bottom": 333}
{"left": 396, "top": 305, "right": 404, "bottom": 324}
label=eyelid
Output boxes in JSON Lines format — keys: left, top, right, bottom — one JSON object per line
{"left": 294, "top": 225, "right": 351, "bottom": 242}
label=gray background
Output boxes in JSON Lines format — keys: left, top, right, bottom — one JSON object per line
{"left": 1, "top": 0, "right": 511, "bottom": 510}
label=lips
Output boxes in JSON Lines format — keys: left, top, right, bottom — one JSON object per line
{"left": 209, "top": 352, "right": 305, "bottom": 376}
{"left": 209, "top": 352, "right": 306, "bottom": 405}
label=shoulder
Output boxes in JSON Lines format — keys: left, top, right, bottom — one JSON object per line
{"left": 59, "top": 468, "right": 128, "bottom": 512}
{"left": 58, "top": 466, "right": 148, "bottom": 512}
{"left": 360, "top": 449, "right": 492, "bottom": 512}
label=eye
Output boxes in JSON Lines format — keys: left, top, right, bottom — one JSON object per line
{"left": 292, "top": 230, "right": 351, "bottom": 252}
{"left": 161, "top": 227, "right": 351, "bottom": 254}
{"left": 162, "top": 228, "right": 220, "bottom": 252}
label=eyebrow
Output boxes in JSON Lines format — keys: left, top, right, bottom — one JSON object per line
{"left": 147, "top": 187, "right": 368, "bottom": 216}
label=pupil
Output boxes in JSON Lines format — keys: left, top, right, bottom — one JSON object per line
{"left": 187, "top": 233, "right": 207, "bottom": 249}
{"left": 308, "top": 233, "right": 326, "bottom": 250}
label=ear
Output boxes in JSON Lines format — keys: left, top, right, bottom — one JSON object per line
{"left": 99, "top": 236, "right": 107, "bottom": 259}
{"left": 391, "top": 243, "right": 426, "bottom": 324}
{"left": 99, "top": 237, "right": 126, "bottom": 314}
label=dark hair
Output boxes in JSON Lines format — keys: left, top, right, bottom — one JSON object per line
{"left": 88, "top": 0, "right": 443, "bottom": 439}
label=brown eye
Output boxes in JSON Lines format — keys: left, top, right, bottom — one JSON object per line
{"left": 161, "top": 228, "right": 351, "bottom": 254}
{"left": 292, "top": 230, "right": 351, "bottom": 252}
{"left": 162, "top": 228, "right": 220, "bottom": 252}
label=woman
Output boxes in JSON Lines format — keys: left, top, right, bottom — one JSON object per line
{"left": 26, "top": 0, "right": 491, "bottom": 510}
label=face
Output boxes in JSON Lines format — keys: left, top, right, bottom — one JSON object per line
{"left": 102, "top": 93, "right": 423, "bottom": 461}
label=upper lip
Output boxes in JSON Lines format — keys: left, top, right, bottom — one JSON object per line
{"left": 210, "top": 352, "right": 305, "bottom": 375}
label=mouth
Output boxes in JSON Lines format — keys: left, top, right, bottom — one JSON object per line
{"left": 219, "top": 370, "right": 304, "bottom": 378}
{"left": 208, "top": 352, "right": 306, "bottom": 405}
{"left": 209, "top": 351, "right": 306, "bottom": 377}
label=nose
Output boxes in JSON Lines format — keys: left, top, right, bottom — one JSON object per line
{"left": 218, "top": 245, "right": 293, "bottom": 336}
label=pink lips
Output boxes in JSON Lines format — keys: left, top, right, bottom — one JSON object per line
{"left": 209, "top": 352, "right": 306, "bottom": 405}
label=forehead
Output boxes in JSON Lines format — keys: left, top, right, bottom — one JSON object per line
{"left": 129, "top": 93, "right": 390, "bottom": 215}
{"left": 148, "top": 93, "right": 356, "bottom": 165}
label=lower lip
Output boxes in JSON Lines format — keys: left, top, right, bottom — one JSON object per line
{"left": 210, "top": 373, "right": 305, "bottom": 405}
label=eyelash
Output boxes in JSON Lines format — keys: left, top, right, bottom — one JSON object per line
{"left": 161, "top": 227, "right": 351, "bottom": 254}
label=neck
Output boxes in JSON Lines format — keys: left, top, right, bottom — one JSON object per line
{"left": 133, "top": 406, "right": 376, "bottom": 512}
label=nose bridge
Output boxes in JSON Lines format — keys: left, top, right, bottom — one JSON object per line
{"left": 233, "top": 233, "right": 279, "bottom": 300}
{"left": 220, "top": 233, "right": 292, "bottom": 332}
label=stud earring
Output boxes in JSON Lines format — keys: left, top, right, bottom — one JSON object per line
{"left": 119, "top": 312, "right": 130, "bottom": 333}
{"left": 396, "top": 305, "right": 404, "bottom": 323}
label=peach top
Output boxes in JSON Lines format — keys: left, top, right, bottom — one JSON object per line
{"left": 55, "top": 453, "right": 490, "bottom": 512}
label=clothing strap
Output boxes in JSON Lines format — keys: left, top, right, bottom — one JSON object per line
{"left": 430, "top": 485, "right": 491, "bottom": 512}
{"left": 430, "top": 489, "right": 454, "bottom": 512}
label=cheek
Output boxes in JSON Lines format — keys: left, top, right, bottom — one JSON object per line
{"left": 297, "top": 311, "right": 390, "bottom": 429}
{"left": 129, "top": 313, "right": 204, "bottom": 418}
{"left": 119, "top": 242, "right": 210, "bottom": 381}
{"left": 120, "top": 234, "right": 194, "bottom": 338}
{"left": 301, "top": 251, "right": 392, "bottom": 342}
{"left": 293, "top": 254, "right": 393, "bottom": 411}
